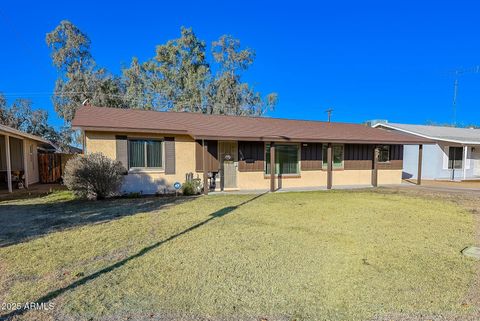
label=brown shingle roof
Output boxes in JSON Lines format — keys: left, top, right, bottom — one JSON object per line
{"left": 72, "top": 106, "right": 431, "bottom": 144}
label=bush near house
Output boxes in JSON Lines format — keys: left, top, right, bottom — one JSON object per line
{"left": 182, "top": 179, "right": 202, "bottom": 195}
{"left": 63, "top": 153, "right": 125, "bottom": 200}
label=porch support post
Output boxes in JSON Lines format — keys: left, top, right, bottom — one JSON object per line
{"left": 327, "top": 143, "right": 333, "bottom": 189}
{"left": 22, "top": 139, "right": 29, "bottom": 188}
{"left": 417, "top": 144, "right": 423, "bottom": 185}
{"left": 270, "top": 142, "right": 275, "bottom": 192}
{"left": 202, "top": 139, "right": 208, "bottom": 195}
{"left": 463, "top": 145, "right": 467, "bottom": 181}
{"left": 5, "top": 135, "right": 12, "bottom": 193}
{"left": 372, "top": 145, "right": 379, "bottom": 187}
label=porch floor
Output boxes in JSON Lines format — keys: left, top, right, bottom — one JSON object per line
{"left": 0, "top": 183, "right": 65, "bottom": 202}
{"left": 403, "top": 179, "right": 480, "bottom": 191}
{"left": 209, "top": 184, "right": 375, "bottom": 195}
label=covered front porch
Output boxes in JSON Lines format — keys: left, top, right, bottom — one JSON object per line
{"left": 0, "top": 124, "right": 55, "bottom": 193}
{"left": 196, "top": 139, "right": 426, "bottom": 194}
{"left": 0, "top": 134, "right": 29, "bottom": 193}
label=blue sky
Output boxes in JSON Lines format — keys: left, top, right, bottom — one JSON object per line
{"left": 1, "top": 0, "right": 480, "bottom": 129}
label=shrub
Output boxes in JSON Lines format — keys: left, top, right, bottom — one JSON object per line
{"left": 182, "top": 179, "right": 201, "bottom": 196}
{"left": 63, "top": 153, "right": 126, "bottom": 200}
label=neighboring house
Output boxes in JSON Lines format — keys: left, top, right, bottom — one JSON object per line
{"left": 0, "top": 124, "right": 54, "bottom": 192}
{"left": 372, "top": 122, "right": 480, "bottom": 181}
{"left": 72, "top": 106, "right": 429, "bottom": 194}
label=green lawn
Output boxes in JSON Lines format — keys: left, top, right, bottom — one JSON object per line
{"left": 0, "top": 190, "right": 476, "bottom": 320}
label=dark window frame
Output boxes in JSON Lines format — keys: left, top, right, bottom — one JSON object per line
{"left": 265, "top": 143, "right": 300, "bottom": 175}
{"left": 322, "top": 144, "right": 344, "bottom": 169}
{"left": 378, "top": 145, "right": 390, "bottom": 163}
{"left": 448, "top": 146, "right": 463, "bottom": 170}
{"left": 128, "top": 138, "right": 164, "bottom": 170}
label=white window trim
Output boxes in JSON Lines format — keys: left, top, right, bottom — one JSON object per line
{"left": 444, "top": 145, "right": 464, "bottom": 170}
{"left": 465, "top": 146, "right": 471, "bottom": 170}
{"left": 442, "top": 146, "right": 449, "bottom": 170}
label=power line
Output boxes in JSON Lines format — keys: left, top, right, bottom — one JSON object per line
{"left": 0, "top": 90, "right": 270, "bottom": 115}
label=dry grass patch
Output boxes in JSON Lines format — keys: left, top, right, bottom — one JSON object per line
{"left": 0, "top": 190, "right": 476, "bottom": 321}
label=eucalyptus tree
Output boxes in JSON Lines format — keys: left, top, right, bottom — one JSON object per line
{"left": 208, "top": 35, "right": 277, "bottom": 116}
{"left": 123, "top": 27, "right": 210, "bottom": 111}
{"left": 46, "top": 20, "right": 125, "bottom": 123}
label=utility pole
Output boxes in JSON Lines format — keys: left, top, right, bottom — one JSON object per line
{"left": 450, "top": 65, "right": 480, "bottom": 125}
{"left": 452, "top": 78, "right": 459, "bottom": 126}
{"left": 325, "top": 108, "right": 333, "bottom": 122}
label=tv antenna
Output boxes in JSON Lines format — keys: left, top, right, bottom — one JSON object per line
{"left": 325, "top": 108, "right": 333, "bottom": 122}
{"left": 450, "top": 65, "right": 480, "bottom": 125}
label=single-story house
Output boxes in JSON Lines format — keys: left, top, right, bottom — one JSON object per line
{"left": 0, "top": 124, "right": 54, "bottom": 192}
{"left": 372, "top": 122, "right": 480, "bottom": 181}
{"left": 72, "top": 106, "right": 430, "bottom": 194}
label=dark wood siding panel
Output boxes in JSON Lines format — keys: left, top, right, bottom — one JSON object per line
{"left": 301, "top": 143, "right": 322, "bottom": 170}
{"left": 344, "top": 160, "right": 372, "bottom": 170}
{"left": 377, "top": 145, "right": 403, "bottom": 169}
{"left": 238, "top": 141, "right": 264, "bottom": 172}
{"left": 343, "top": 144, "right": 403, "bottom": 170}
{"left": 164, "top": 137, "right": 175, "bottom": 174}
{"left": 195, "top": 140, "right": 219, "bottom": 172}
{"left": 115, "top": 135, "right": 128, "bottom": 170}
{"left": 345, "top": 144, "right": 373, "bottom": 161}
{"left": 378, "top": 159, "right": 403, "bottom": 170}
{"left": 195, "top": 141, "right": 202, "bottom": 171}
{"left": 344, "top": 144, "right": 373, "bottom": 170}
{"left": 390, "top": 145, "right": 403, "bottom": 160}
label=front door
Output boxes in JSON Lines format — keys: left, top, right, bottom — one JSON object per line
{"left": 219, "top": 141, "right": 237, "bottom": 190}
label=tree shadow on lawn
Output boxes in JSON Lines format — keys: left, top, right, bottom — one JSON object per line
{"left": 0, "top": 192, "right": 266, "bottom": 321}
{"left": 0, "top": 196, "right": 193, "bottom": 248}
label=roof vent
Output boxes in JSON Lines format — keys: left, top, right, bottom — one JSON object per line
{"left": 365, "top": 119, "right": 388, "bottom": 127}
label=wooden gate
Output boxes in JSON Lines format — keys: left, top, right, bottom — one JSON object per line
{"left": 39, "top": 153, "right": 62, "bottom": 183}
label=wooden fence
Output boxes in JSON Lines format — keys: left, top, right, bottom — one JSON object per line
{"left": 38, "top": 153, "right": 76, "bottom": 183}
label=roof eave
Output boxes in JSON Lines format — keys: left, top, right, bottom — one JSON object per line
{"left": 373, "top": 123, "right": 480, "bottom": 145}
{"left": 0, "top": 125, "right": 52, "bottom": 145}
{"left": 194, "top": 135, "right": 430, "bottom": 144}
{"left": 74, "top": 125, "right": 191, "bottom": 136}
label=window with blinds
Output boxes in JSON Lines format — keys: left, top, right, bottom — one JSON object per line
{"left": 128, "top": 140, "right": 163, "bottom": 169}
{"left": 265, "top": 143, "right": 299, "bottom": 175}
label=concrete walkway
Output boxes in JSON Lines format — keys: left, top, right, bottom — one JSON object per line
{"left": 209, "top": 184, "right": 374, "bottom": 195}
{"left": 209, "top": 181, "right": 480, "bottom": 195}
{"left": 397, "top": 180, "right": 480, "bottom": 194}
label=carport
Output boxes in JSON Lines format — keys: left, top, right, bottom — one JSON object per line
{"left": 0, "top": 124, "right": 54, "bottom": 193}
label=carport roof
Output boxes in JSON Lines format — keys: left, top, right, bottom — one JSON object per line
{"left": 0, "top": 124, "right": 52, "bottom": 145}
{"left": 374, "top": 123, "right": 480, "bottom": 145}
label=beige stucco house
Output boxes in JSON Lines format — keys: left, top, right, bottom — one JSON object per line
{"left": 0, "top": 124, "right": 53, "bottom": 192}
{"left": 72, "top": 106, "right": 430, "bottom": 194}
